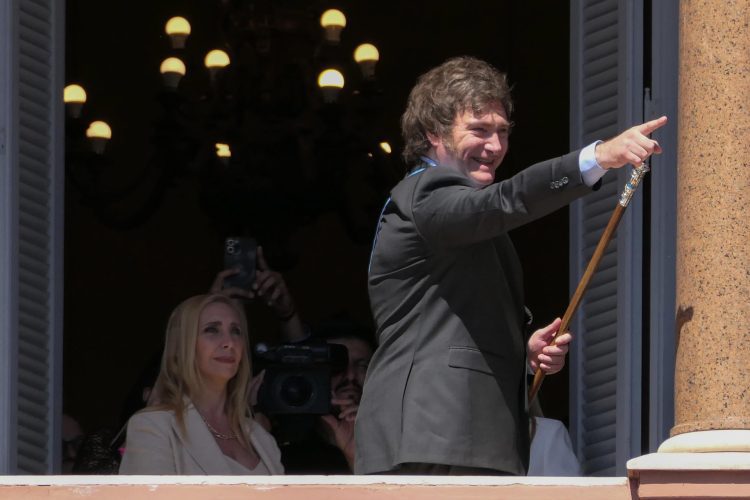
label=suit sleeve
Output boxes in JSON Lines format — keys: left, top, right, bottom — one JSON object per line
{"left": 118, "top": 411, "right": 177, "bottom": 475}
{"left": 412, "top": 150, "right": 590, "bottom": 249}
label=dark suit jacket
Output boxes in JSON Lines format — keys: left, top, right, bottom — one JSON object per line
{"left": 355, "top": 151, "right": 593, "bottom": 475}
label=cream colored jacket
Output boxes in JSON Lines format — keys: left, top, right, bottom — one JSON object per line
{"left": 118, "top": 402, "right": 283, "bottom": 475}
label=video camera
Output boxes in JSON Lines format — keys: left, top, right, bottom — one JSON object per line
{"left": 254, "top": 340, "right": 348, "bottom": 415}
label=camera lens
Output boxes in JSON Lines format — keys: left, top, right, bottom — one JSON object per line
{"left": 279, "top": 375, "right": 314, "bottom": 408}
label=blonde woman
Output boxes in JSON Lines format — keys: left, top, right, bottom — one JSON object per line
{"left": 119, "top": 294, "right": 283, "bottom": 474}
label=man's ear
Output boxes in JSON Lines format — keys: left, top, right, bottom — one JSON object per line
{"left": 426, "top": 132, "right": 441, "bottom": 148}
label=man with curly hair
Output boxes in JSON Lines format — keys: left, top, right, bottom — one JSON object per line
{"left": 356, "top": 56, "right": 666, "bottom": 475}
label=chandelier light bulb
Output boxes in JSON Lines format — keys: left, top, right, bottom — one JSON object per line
{"left": 215, "top": 143, "right": 231, "bottom": 158}
{"left": 204, "top": 49, "right": 230, "bottom": 69}
{"left": 320, "top": 9, "right": 346, "bottom": 28}
{"left": 354, "top": 44, "right": 379, "bottom": 63}
{"left": 354, "top": 43, "right": 380, "bottom": 79}
{"left": 318, "top": 69, "right": 345, "bottom": 89}
{"left": 85, "top": 120, "right": 112, "bottom": 155}
{"left": 320, "top": 9, "right": 346, "bottom": 44}
{"left": 165, "top": 16, "right": 191, "bottom": 49}
{"left": 64, "top": 84, "right": 87, "bottom": 104}
{"left": 63, "top": 84, "right": 87, "bottom": 118}
{"left": 160, "top": 57, "right": 186, "bottom": 89}
{"left": 215, "top": 143, "right": 231, "bottom": 165}
{"left": 318, "top": 68, "right": 344, "bottom": 103}
{"left": 165, "top": 16, "right": 191, "bottom": 35}
{"left": 86, "top": 121, "right": 112, "bottom": 139}
{"left": 160, "top": 57, "right": 186, "bottom": 75}
{"left": 205, "top": 49, "right": 230, "bottom": 82}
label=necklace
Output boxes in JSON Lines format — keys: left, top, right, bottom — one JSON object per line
{"left": 197, "top": 410, "right": 237, "bottom": 440}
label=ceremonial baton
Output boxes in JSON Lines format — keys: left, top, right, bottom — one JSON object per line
{"left": 528, "top": 162, "right": 650, "bottom": 404}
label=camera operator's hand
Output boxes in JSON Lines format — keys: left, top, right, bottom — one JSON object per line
{"left": 330, "top": 398, "right": 358, "bottom": 422}
{"left": 320, "top": 398, "right": 358, "bottom": 471}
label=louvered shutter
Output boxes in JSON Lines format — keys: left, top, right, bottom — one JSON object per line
{"left": 568, "top": 0, "right": 644, "bottom": 476}
{"left": 0, "top": 0, "right": 65, "bottom": 474}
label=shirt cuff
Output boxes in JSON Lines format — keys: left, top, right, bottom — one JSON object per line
{"left": 579, "top": 141, "right": 607, "bottom": 187}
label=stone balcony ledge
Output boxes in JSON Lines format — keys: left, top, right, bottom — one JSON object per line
{"left": 0, "top": 474, "right": 631, "bottom": 500}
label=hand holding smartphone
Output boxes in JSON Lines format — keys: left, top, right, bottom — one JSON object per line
{"left": 223, "top": 237, "right": 258, "bottom": 291}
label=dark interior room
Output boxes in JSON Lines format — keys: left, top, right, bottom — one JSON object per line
{"left": 62, "top": 0, "right": 572, "bottom": 440}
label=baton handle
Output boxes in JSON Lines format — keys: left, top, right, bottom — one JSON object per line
{"left": 528, "top": 163, "right": 649, "bottom": 403}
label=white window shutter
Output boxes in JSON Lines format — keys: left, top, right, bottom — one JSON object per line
{"left": 0, "top": 0, "right": 65, "bottom": 474}
{"left": 568, "top": 0, "right": 644, "bottom": 476}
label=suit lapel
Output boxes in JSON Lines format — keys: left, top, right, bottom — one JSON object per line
{"left": 174, "top": 403, "right": 232, "bottom": 474}
{"left": 246, "top": 420, "right": 281, "bottom": 474}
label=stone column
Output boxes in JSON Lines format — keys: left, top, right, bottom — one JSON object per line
{"left": 661, "top": 0, "right": 750, "bottom": 451}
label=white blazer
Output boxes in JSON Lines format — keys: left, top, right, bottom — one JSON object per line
{"left": 119, "top": 402, "right": 284, "bottom": 475}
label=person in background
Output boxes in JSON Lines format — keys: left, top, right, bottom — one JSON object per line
{"left": 68, "top": 353, "right": 162, "bottom": 474}
{"left": 212, "top": 247, "right": 373, "bottom": 473}
{"left": 119, "top": 293, "right": 283, "bottom": 474}
{"left": 280, "top": 321, "right": 374, "bottom": 473}
{"left": 61, "top": 414, "right": 84, "bottom": 473}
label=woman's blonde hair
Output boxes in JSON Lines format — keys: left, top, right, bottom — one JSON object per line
{"left": 149, "top": 294, "right": 253, "bottom": 448}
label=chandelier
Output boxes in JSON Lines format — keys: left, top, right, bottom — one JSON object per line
{"left": 64, "top": 2, "right": 401, "bottom": 261}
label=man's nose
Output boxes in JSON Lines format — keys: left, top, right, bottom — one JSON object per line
{"left": 343, "top": 364, "right": 356, "bottom": 381}
{"left": 485, "top": 133, "right": 503, "bottom": 153}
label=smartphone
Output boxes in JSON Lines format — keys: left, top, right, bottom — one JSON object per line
{"left": 223, "top": 237, "right": 257, "bottom": 290}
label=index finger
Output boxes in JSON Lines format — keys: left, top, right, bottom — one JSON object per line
{"left": 257, "top": 245, "right": 270, "bottom": 271}
{"left": 637, "top": 115, "right": 668, "bottom": 135}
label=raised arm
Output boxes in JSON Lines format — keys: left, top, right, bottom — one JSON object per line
{"left": 252, "top": 246, "right": 306, "bottom": 342}
{"left": 595, "top": 116, "right": 667, "bottom": 169}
